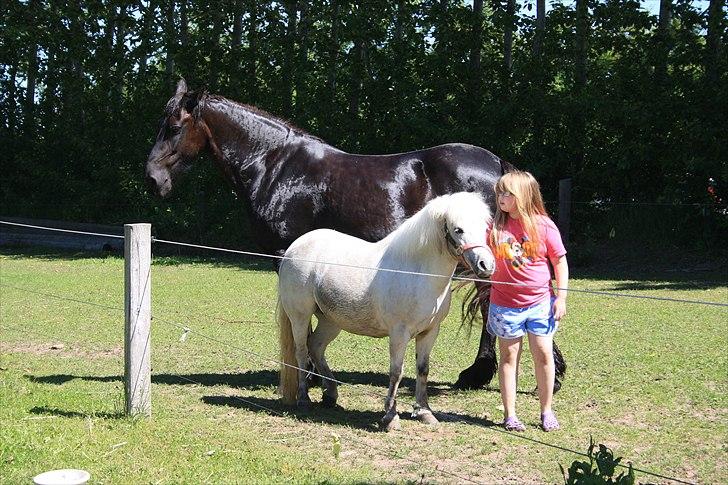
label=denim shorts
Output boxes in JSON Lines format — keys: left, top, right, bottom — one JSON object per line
{"left": 486, "top": 297, "right": 558, "bottom": 339}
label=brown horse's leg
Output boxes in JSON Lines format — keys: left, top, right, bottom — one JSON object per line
{"left": 453, "top": 282, "right": 497, "bottom": 390}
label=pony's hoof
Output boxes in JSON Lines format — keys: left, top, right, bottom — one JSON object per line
{"left": 380, "top": 414, "right": 401, "bottom": 432}
{"left": 321, "top": 394, "right": 337, "bottom": 408}
{"left": 415, "top": 410, "right": 439, "bottom": 426}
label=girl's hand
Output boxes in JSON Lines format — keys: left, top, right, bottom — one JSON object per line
{"left": 552, "top": 297, "right": 567, "bottom": 321}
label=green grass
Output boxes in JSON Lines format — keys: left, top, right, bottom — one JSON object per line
{"left": 1, "top": 248, "right": 726, "bottom": 484}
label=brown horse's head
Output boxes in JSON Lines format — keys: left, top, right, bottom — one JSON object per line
{"left": 146, "top": 79, "right": 208, "bottom": 198}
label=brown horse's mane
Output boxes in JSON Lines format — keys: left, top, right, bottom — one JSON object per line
{"left": 198, "top": 93, "right": 326, "bottom": 144}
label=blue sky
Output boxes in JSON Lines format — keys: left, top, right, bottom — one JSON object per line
{"left": 491, "top": 0, "right": 713, "bottom": 16}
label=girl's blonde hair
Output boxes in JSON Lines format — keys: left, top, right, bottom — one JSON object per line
{"left": 490, "top": 171, "right": 549, "bottom": 251}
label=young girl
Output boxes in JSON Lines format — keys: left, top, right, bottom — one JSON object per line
{"left": 487, "top": 171, "right": 569, "bottom": 432}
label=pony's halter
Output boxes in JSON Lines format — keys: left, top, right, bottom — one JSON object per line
{"left": 444, "top": 223, "right": 486, "bottom": 257}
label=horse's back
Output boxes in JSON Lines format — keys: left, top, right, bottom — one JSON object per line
{"left": 419, "top": 143, "right": 504, "bottom": 198}
{"left": 311, "top": 143, "right": 503, "bottom": 241}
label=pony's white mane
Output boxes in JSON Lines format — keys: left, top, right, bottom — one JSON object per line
{"left": 382, "top": 192, "right": 490, "bottom": 259}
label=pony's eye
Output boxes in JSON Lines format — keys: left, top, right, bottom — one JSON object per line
{"left": 169, "top": 125, "right": 182, "bottom": 135}
{"left": 454, "top": 227, "right": 464, "bottom": 235}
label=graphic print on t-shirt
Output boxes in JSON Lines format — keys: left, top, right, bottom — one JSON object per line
{"left": 496, "top": 235, "right": 537, "bottom": 270}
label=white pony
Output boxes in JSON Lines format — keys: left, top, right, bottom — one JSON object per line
{"left": 277, "top": 192, "right": 494, "bottom": 431}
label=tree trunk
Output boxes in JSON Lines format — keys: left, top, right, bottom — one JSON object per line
{"left": 572, "top": 0, "right": 589, "bottom": 177}
{"left": 327, "top": 0, "right": 340, "bottom": 105}
{"left": 165, "top": 0, "right": 177, "bottom": 88}
{"left": 705, "top": 0, "right": 724, "bottom": 88}
{"left": 531, "top": 0, "right": 546, "bottom": 156}
{"left": 24, "top": 0, "right": 39, "bottom": 132}
{"left": 295, "top": 1, "right": 309, "bottom": 119}
{"left": 465, "top": 0, "right": 484, "bottom": 130}
{"left": 44, "top": 34, "right": 59, "bottom": 122}
{"left": 113, "top": 4, "right": 129, "bottom": 111}
{"left": 348, "top": 38, "right": 364, "bottom": 123}
{"left": 282, "top": 1, "right": 297, "bottom": 117}
{"left": 67, "top": 2, "right": 87, "bottom": 127}
{"left": 504, "top": 0, "right": 515, "bottom": 74}
{"left": 232, "top": 0, "right": 243, "bottom": 48}
{"left": 138, "top": 0, "right": 157, "bottom": 73}
{"left": 655, "top": 0, "right": 672, "bottom": 86}
{"left": 533, "top": 0, "right": 545, "bottom": 57}
{"left": 469, "top": 0, "right": 483, "bottom": 75}
{"left": 8, "top": 60, "right": 18, "bottom": 131}
{"left": 247, "top": 0, "right": 259, "bottom": 102}
{"left": 180, "top": 0, "right": 188, "bottom": 47}
{"left": 208, "top": 3, "right": 225, "bottom": 90}
{"left": 574, "top": 0, "right": 588, "bottom": 91}
{"left": 24, "top": 45, "right": 38, "bottom": 131}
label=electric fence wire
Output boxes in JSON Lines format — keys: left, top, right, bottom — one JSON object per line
{"left": 2, "top": 220, "right": 725, "bottom": 307}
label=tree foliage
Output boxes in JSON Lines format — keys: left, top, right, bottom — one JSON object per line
{"left": 1, "top": 0, "right": 725, "bottom": 248}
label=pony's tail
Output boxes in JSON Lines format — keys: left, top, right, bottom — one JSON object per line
{"left": 277, "top": 298, "right": 298, "bottom": 405}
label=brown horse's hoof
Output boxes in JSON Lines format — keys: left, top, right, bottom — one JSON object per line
{"left": 452, "top": 357, "right": 494, "bottom": 390}
{"left": 380, "top": 413, "right": 401, "bottom": 432}
{"left": 321, "top": 394, "right": 337, "bottom": 408}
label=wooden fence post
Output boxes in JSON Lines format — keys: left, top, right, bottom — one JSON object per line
{"left": 558, "top": 178, "right": 572, "bottom": 247}
{"left": 124, "top": 223, "right": 151, "bottom": 417}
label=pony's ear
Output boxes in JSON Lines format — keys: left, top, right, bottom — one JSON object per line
{"left": 175, "top": 78, "right": 188, "bottom": 97}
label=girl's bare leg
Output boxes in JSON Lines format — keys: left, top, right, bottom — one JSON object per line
{"left": 528, "top": 333, "right": 555, "bottom": 413}
{"left": 498, "top": 336, "right": 523, "bottom": 419}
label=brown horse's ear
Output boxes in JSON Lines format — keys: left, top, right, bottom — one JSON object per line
{"left": 183, "top": 88, "right": 205, "bottom": 116}
{"left": 175, "top": 78, "right": 188, "bottom": 97}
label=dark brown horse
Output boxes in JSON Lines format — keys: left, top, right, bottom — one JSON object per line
{"left": 146, "top": 79, "right": 566, "bottom": 391}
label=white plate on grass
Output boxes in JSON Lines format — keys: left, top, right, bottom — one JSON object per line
{"left": 33, "top": 469, "right": 90, "bottom": 485}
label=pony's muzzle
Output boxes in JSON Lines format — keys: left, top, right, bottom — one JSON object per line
{"left": 476, "top": 258, "right": 495, "bottom": 277}
{"left": 465, "top": 248, "right": 495, "bottom": 279}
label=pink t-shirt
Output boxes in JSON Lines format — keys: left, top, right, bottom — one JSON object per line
{"left": 488, "top": 215, "right": 566, "bottom": 308}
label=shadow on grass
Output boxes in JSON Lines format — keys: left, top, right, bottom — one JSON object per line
{"left": 605, "top": 280, "right": 728, "bottom": 292}
{"left": 203, "top": 394, "right": 384, "bottom": 431}
{"left": 29, "top": 406, "right": 123, "bottom": 419}
{"left": 569, "top": 242, "right": 728, "bottom": 290}
{"left": 27, "top": 369, "right": 502, "bottom": 397}
{"left": 201, "top": 395, "right": 499, "bottom": 432}
{"left": 24, "top": 372, "right": 518, "bottom": 431}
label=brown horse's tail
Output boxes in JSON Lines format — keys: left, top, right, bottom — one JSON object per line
{"left": 456, "top": 269, "right": 490, "bottom": 335}
{"left": 277, "top": 298, "right": 298, "bottom": 405}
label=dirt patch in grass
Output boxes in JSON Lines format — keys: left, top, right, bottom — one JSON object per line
{"left": 0, "top": 341, "right": 121, "bottom": 359}
{"left": 613, "top": 412, "right": 650, "bottom": 430}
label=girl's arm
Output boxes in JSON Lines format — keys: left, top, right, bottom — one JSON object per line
{"left": 551, "top": 255, "right": 569, "bottom": 320}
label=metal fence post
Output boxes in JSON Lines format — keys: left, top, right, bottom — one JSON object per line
{"left": 124, "top": 223, "right": 151, "bottom": 417}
